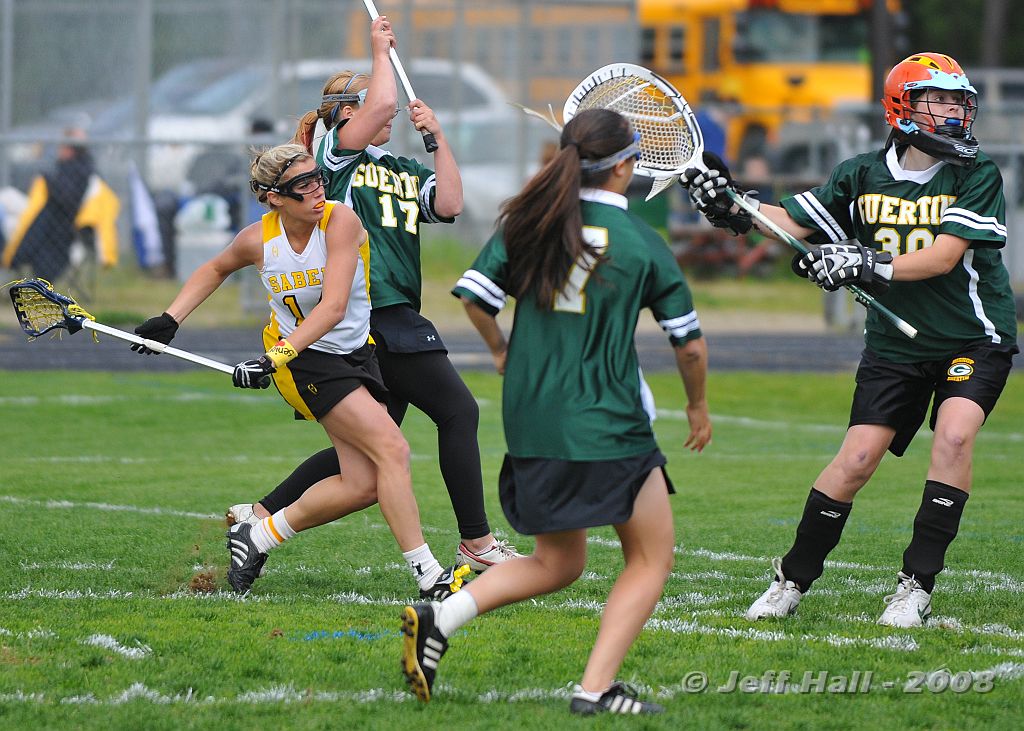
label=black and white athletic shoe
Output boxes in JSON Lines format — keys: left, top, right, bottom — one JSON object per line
{"left": 569, "top": 682, "right": 665, "bottom": 715}
{"left": 419, "top": 563, "right": 471, "bottom": 600}
{"left": 225, "top": 522, "right": 267, "bottom": 594}
{"left": 400, "top": 602, "right": 447, "bottom": 703}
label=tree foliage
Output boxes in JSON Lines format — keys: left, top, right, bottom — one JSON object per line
{"left": 905, "top": 0, "right": 1024, "bottom": 67}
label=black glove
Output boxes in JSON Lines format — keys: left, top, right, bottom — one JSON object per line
{"left": 132, "top": 312, "right": 179, "bottom": 354}
{"left": 797, "top": 243, "right": 894, "bottom": 295}
{"left": 790, "top": 252, "right": 814, "bottom": 281}
{"left": 232, "top": 355, "right": 275, "bottom": 389}
{"left": 679, "top": 151, "right": 754, "bottom": 235}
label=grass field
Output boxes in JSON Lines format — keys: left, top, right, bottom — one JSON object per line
{"left": 1, "top": 368, "right": 1022, "bottom": 729}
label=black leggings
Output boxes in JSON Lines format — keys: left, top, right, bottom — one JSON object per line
{"left": 259, "top": 344, "right": 490, "bottom": 540}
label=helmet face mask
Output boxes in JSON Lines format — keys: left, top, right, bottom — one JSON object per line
{"left": 882, "top": 52, "right": 980, "bottom": 167}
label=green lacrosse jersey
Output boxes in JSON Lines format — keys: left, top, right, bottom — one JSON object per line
{"left": 315, "top": 130, "right": 454, "bottom": 311}
{"left": 781, "top": 145, "right": 1017, "bottom": 362}
{"left": 452, "top": 189, "right": 702, "bottom": 460}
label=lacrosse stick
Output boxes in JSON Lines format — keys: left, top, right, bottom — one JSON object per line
{"left": 6, "top": 278, "right": 235, "bottom": 374}
{"left": 563, "top": 63, "right": 917, "bottom": 340}
{"left": 361, "top": 0, "right": 438, "bottom": 153}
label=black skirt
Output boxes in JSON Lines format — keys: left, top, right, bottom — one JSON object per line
{"left": 498, "top": 449, "right": 674, "bottom": 535}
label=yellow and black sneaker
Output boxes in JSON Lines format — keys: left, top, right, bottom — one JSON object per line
{"left": 419, "top": 563, "right": 471, "bottom": 600}
{"left": 400, "top": 602, "right": 447, "bottom": 703}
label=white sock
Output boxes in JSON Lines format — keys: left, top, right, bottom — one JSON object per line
{"left": 436, "top": 588, "right": 479, "bottom": 637}
{"left": 402, "top": 544, "right": 443, "bottom": 591}
{"left": 572, "top": 684, "right": 604, "bottom": 701}
{"left": 249, "top": 509, "right": 296, "bottom": 553}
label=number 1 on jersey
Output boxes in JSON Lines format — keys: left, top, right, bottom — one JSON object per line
{"left": 282, "top": 295, "right": 305, "bottom": 325}
{"left": 554, "top": 226, "right": 609, "bottom": 313}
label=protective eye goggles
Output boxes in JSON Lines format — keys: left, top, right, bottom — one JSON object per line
{"left": 579, "top": 131, "right": 642, "bottom": 173}
{"left": 251, "top": 166, "right": 327, "bottom": 202}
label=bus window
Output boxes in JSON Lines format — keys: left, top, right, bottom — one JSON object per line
{"left": 668, "top": 26, "right": 685, "bottom": 70}
{"left": 702, "top": 18, "right": 720, "bottom": 72}
{"left": 640, "top": 26, "right": 656, "bottom": 66}
{"left": 820, "top": 15, "right": 868, "bottom": 62}
{"left": 735, "top": 10, "right": 869, "bottom": 63}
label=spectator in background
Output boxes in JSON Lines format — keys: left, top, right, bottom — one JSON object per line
{"left": 2, "top": 128, "right": 95, "bottom": 282}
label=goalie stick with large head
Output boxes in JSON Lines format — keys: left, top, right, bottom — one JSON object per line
{"left": 562, "top": 62, "right": 918, "bottom": 340}
{"left": 563, "top": 62, "right": 704, "bottom": 201}
{"left": 6, "top": 278, "right": 236, "bottom": 375}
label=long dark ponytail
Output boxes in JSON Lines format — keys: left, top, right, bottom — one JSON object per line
{"left": 498, "top": 109, "right": 633, "bottom": 305}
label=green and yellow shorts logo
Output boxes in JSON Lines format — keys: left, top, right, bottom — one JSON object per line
{"left": 947, "top": 357, "right": 975, "bottom": 382}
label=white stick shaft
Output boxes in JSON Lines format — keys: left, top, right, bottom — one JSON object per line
{"left": 360, "top": 0, "right": 437, "bottom": 151}
{"left": 389, "top": 48, "right": 417, "bottom": 101}
{"left": 361, "top": 0, "right": 417, "bottom": 100}
{"left": 80, "top": 320, "right": 235, "bottom": 374}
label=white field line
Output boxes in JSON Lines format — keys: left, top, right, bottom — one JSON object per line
{"left": 0, "top": 495, "right": 218, "bottom": 520}
{"left": 643, "top": 617, "right": 919, "bottom": 652}
{"left": 655, "top": 409, "right": 1023, "bottom": 442}
{"left": 587, "top": 539, "right": 1024, "bottom": 592}
{"left": 4, "top": 452, "right": 434, "bottom": 464}
{"left": 20, "top": 560, "right": 116, "bottom": 571}
{"left": 0, "top": 393, "right": 272, "bottom": 407}
{"left": 4, "top": 588, "right": 136, "bottom": 600}
{"left": 83, "top": 634, "right": 152, "bottom": 659}
{"left": 656, "top": 410, "right": 843, "bottom": 434}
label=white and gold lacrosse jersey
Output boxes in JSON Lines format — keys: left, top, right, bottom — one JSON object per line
{"left": 259, "top": 201, "right": 371, "bottom": 354}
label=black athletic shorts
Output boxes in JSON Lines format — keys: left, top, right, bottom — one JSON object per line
{"left": 498, "top": 449, "right": 675, "bottom": 535}
{"left": 370, "top": 304, "right": 447, "bottom": 354}
{"left": 850, "top": 342, "right": 1017, "bottom": 457}
{"left": 268, "top": 340, "right": 388, "bottom": 421}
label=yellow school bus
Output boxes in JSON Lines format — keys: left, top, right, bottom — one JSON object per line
{"left": 639, "top": 0, "right": 899, "bottom": 163}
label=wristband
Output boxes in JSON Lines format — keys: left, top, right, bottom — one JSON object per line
{"left": 265, "top": 339, "right": 298, "bottom": 368}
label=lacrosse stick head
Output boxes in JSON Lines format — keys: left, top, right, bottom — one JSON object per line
{"left": 563, "top": 63, "right": 704, "bottom": 199}
{"left": 6, "top": 278, "right": 93, "bottom": 337}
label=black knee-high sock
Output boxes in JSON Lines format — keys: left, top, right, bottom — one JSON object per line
{"left": 258, "top": 448, "right": 339, "bottom": 513}
{"left": 780, "top": 488, "right": 853, "bottom": 592}
{"left": 901, "top": 480, "right": 968, "bottom": 593}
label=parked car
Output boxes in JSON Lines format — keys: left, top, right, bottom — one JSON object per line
{"left": 88, "top": 58, "right": 250, "bottom": 138}
{"left": 136, "top": 57, "right": 511, "bottom": 194}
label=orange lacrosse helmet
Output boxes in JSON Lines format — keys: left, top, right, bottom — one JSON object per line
{"left": 882, "top": 52, "right": 979, "bottom": 166}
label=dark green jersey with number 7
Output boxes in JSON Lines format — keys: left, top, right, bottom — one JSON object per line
{"left": 453, "top": 190, "right": 702, "bottom": 461}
